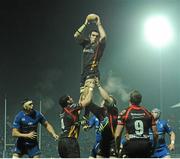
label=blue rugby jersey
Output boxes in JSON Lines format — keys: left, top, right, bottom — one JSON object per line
{"left": 149, "top": 119, "right": 172, "bottom": 148}
{"left": 88, "top": 115, "right": 102, "bottom": 142}
{"left": 12, "top": 110, "right": 47, "bottom": 145}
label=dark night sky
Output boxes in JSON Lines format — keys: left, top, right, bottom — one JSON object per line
{"left": 0, "top": 0, "right": 180, "bottom": 156}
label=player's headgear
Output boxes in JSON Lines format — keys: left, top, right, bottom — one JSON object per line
{"left": 152, "top": 108, "right": 161, "bottom": 119}
{"left": 21, "top": 98, "right": 33, "bottom": 110}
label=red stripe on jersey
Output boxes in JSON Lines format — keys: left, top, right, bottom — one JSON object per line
{"left": 124, "top": 107, "right": 133, "bottom": 121}
{"left": 140, "top": 107, "right": 151, "bottom": 117}
{"left": 64, "top": 107, "right": 77, "bottom": 122}
{"left": 127, "top": 105, "right": 155, "bottom": 126}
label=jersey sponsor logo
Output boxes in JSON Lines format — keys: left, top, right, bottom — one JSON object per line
{"left": 130, "top": 112, "right": 146, "bottom": 119}
{"left": 130, "top": 113, "right": 145, "bottom": 116}
{"left": 160, "top": 123, "right": 163, "bottom": 128}
{"left": 21, "top": 118, "right": 25, "bottom": 121}
{"left": 28, "top": 122, "right": 33, "bottom": 125}
{"left": 83, "top": 48, "right": 94, "bottom": 54}
{"left": 120, "top": 109, "right": 126, "bottom": 116}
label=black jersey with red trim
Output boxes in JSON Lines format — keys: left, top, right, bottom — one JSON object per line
{"left": 59, "top": 103, "right": 81, "bottom": 139}
{"left": 106, "top": 103, "right": 119, "bottom": 132}
{"left": 88, "top": 101, "right": 118, "bottom": 138}
{"left": 102, "top": 105, "right": 118, "bottom": 140}
{"left": 118, "top": 105, "right": 155, "bottom": 136}
{"left": 79, "top": 39, "right": 106, "bottom": 71}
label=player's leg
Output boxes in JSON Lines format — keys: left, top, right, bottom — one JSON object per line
{"left": 125, "top": 138, "right": 152, "bottom": 158}
{"left": 27, "top": 144, "right": 41, "bottom": 158}
{"left": 58, "top": 137, "right": 80, "bottom": 158}
{"left": 80, "top": 68, "right": 99, "bottom": 102}
{"left": 12, "top": 143, "right": 24, "bottom": 158}
{"left": 12, "top": 153, "right": 22, "bottom": 158}
{"left": 33, "top": 155, "right": 40, "bottom": 159}
{"left": 58, "top": 138, "right": 67, "bottom": 157}
{"left": 109, "top": 139, "right": 117, "bottom": 158}
{"left": 160, "top": 146, "right": 171, "bottom": 158}
{"left": 66, "top": 138, "right": 80, "bottom": 158}
{"left": 89, "top": 141, "right": 100, "bottom": 158}
{"left": 79, "top": 70, "right": 87, "bottom": 102}
{"left": 96, "top": 137, "right": 110, "bottom": 158}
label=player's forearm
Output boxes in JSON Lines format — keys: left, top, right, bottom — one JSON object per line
{"left": 45, "top": 123, "right": 57, "bottom": 137}
{"left": 81, "top": 87, "right": 94, "bottom": 107}
{"left": 74, "top": 23, "right": 88, "bottom": 38}
{"left": 97, "top": 23, "right": 106, "bottom": 42}
{"left": 153, "top": 133, "right": 158, "bottom": 146}
{"left": 115, "top": 125, "right": 123, "bottom": 154}
{"left": 98, "top": 86, "right": 111, "bottom": 103}
{"left": 170, "top": 131, "right": 175, "bottom": 145}
{"left": 152, "top": 125, "right": 158, "bottom": 146}
{"left": 12, "top": 129, "right": 27, "bottom": 138}
{"left": 115, "top": 135, "right": 121, "bottom": 154}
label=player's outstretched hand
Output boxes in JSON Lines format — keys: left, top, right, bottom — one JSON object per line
{"left": 86, "top": 13, "right": 98, "bottom": 24}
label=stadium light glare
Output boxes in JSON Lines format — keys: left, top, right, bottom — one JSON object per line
{"left": 144, "top": 16, "right": 174, "bottom": 48}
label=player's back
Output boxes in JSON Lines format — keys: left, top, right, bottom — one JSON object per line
{"left": 125, "top": 105, "right": 153, "bottom": 137}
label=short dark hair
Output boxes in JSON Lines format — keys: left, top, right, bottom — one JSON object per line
{"left": 59, "top": 95, "right": 69, "bottom": 108}
{"left": 129, "top": 90, "right": 142, "bottom": 105}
